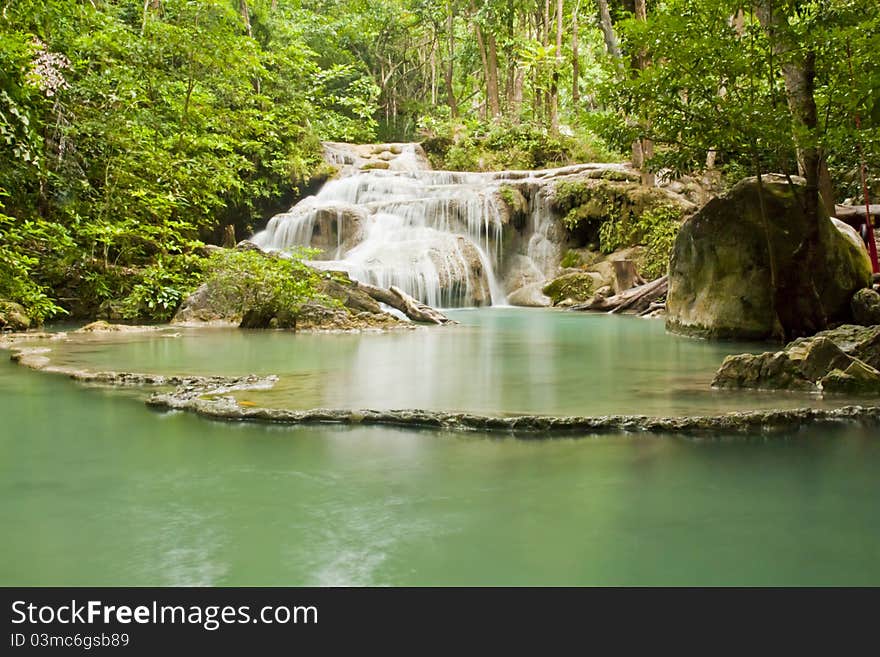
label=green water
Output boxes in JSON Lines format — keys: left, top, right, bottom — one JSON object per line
{"left": 2, "top": 309, "right": 879, "bottom": 585}
{"left": 43, "top": 309, "right": 862, "bottom": 415}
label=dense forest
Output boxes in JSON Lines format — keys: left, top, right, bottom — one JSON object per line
{"left": 1, "top": 0, "right": 878, "bottom": 326}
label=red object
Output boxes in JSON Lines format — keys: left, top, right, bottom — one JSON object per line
{"left": 860, "top": 171, "right": 879, "bottom": 274}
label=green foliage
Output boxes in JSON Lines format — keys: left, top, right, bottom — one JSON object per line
{"left": 0, "top": 210, "right": 72, "bottom": 322}
{"left": 636, "top": 206, "right": 682, "bottom": 280}
{"left": 420, "top": 118, "right": 619, "bottom": 171}
{"left": 560, "top": 250, "right": 583, "bottom": 269}
{"left": 0, "top": 0, "right": 385, "bottom": 323}
{"left": 555, "top": 178, "right": 681, "bottom": 279}
{"left": 202, "top": 249, "right": 328, "bottom": 319}
{"left": 121, "top": 255, "right": 206, "bottom": 322}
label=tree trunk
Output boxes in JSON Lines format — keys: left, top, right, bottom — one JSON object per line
{"left": 239, "top": 0, "right": 252, "bottom": 38}
{"left": 473, "top": 16, "right": 491, "bottom": 120}
{"left": 756, "top": 1, "right": 826, "bottom": 338}
{"left": 595, "top": 0, "right": 623, "bottom": 73}
{"left": 633, "top": 0, "right": 653, "bottom": 186}
{"left": 445, "top": 1, "right": 458, "bottom": 117}
{"left": 472, "top": 5, "right": 501, "bottom": 121}
{"left": 486, "top": 33, "right": 502, "bottom": 120}
{"left": 571, "top": 2, "right": 580, "bottom": 104}
{"left": 549, "top": 0, "right": 563, "bottom": 134}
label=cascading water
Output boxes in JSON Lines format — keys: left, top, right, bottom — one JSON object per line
{"left": 252, "top": 142, "right": 632, "bottom": 308}
{"left": 253, "top": 144, "right": 508, "bottom": 307}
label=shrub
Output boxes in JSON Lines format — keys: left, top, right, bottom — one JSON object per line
{"left": 419, "top": 118, "right": 621, "bottom": 172}
{"left": 120, "top": 255, "right": 206, "bottom": 322}
{"left": 200, "top": 249, "right": 329, "bottom": 321}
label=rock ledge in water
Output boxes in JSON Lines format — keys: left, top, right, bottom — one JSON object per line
{"left": 713, "top": 324, "right": 880, "bottom": 393}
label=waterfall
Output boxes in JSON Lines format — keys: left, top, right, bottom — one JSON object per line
{"left": 251, "top": 144, "right": 623, "bottom": 308}
{"left": 253, "top": 144, "right": 508, "bottom": 307}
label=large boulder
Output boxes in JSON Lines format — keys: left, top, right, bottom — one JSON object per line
{"left": 667, "top": 175, "right": 873, "bottom": 340}
{"left": 0, "top": 300, "right": 30, "bottom": 331}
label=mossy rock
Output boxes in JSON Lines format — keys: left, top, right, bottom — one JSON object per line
{"left": 852, "top": 288, "right": 880, "bottom": 326}
{"left": 820, "top": 360, "right": 880, "bottom": 394}
{"left": 712, "top": 324, "right": 880, "bottom": 391}
{"left": 667, "top": 175, "right": 873, "bottom": 340}
{"left": 541, "top": 272, "right": 601, "bottom": 305}
{"left": 361, "top": 160, "right": 390, "bottom": 170}
{"left": 0, "top": 300, "right": 31, "bottom": 331}
{"left": 497, "top": 185, "right": 529, "bottom": 228}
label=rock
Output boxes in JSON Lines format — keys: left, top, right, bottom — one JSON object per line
{"left": 319, "top": 273, "right": 383, "bottom": 314}
{"left": 713, "top": 324, "right": 880, "bottom": 391}
{"left": 502, "top": 255, "right": 545, "bottom": 302}
{"left": 96, "top": 299, "right": 126, "bottom": 321}
{"left": 495, "top": 186, "right": 529, "bottom": 229}
{"left": 428, "top": 236, "right": 493, "bottom": 306}
{"left": 293, "top": 303, "right": 401, "bottom": 332}
{"left": 541, "top": 272, "right": 601, "bottom": 305}
{"left": 75, "top": 321, "right": 161, "bottom": 333}
{"left": 506, "top": 282, "right": 551, "bottom": 307}
{"left": 0, "top": 301, "right": 31, "bottom": 331}
{"left": 235, "top": 239, "right": 263, "bottom": 252}
{"left": 173, "top": 265, "right": 405, "bottom": 331}
{"left": 820, "top": 360, "right": 880, "bottom": 394}
{"left": 667, "top": 175, "right": 873, "bottom": 340}
{"left": 173, "top": 283, "right": 233, "bottom": 324}
{"left": 852, "top": 288, "right": 880, "bottom": 326}
{"left": 851, "top": 328, "right": 880, "bottom": 370}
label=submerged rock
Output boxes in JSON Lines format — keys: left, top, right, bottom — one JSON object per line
{"left": 667, "top": 176, "right": 873, "bottom": 340}
{"left": 713, "top": 324, "right": 880, "bottom": 393}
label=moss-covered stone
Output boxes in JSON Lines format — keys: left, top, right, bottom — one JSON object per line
{"left": 496, "top": 185, "right": 529, "bottom": 229}
{"left": 852, "top": 288, "right": 880, "bottom": 326}
{"left": 0, "top": 300, "right": 30, "bottom": 331}
{"left": 361, "top": 160, "right": 390, "bottom": 170}
{"left": 541, "top": 272, "right": 600, "bottom": 305}
{"left": 820, "top": 360, "right": 880, "bottom": 394}
{"left": 667, "top": 175, "right": 873, "bottom": 340}
{"left": 713, "top": 324, "right": 880, "bottom": 392}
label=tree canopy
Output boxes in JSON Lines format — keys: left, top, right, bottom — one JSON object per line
{"left": 1, "top": 0, "right": 877, "bottom": 324}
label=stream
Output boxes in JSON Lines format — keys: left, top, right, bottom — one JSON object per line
{"left": 2, "top": 309, "right": 879, "bottom": 585}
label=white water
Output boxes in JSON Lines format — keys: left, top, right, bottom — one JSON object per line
{"left": 253, "top": 144, "right": 511, "bottom": 307}
{"left": 252, "top": 143, "right": 628, "bottom": 307}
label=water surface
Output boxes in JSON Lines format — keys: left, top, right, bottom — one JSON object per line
{"left": 43, "top": 309, "right": 865, "bottom": 416}
{"left": 2, "top": 310, "right": 879, "bottom": 586}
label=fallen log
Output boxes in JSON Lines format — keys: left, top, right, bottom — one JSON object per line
{"left": 571, "top": 275, "right": 668, "bottom": 315}
{"left": 357, "top": 282, "right": 453, "bottom": 324}
{"left": 637, "top": 301, "right": 666, "bottom": 317}
{"left": 835, "top": 204, "right": 880, "bottom": 223}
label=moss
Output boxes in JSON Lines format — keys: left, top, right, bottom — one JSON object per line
{"left": 361, "top": 160, "right": 390, "bottom": 170}
{"left": 560, "top": 250, "right": 583, "bottom": 269}
{"left": 541, "top": 272, "right": 597, "bottom": 305}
